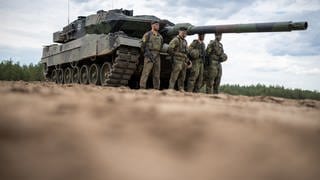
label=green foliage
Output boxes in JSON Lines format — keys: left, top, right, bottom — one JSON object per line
{"left": 0, "top": 60, "right": 44, "bottom": 81}
{"left": 220, "top": 84, "right": 320, "bottom": 101}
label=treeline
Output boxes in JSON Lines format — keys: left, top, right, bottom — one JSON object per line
{"left": 220, "top": 84, "right": 320, "bottom": 101}
{"left": 1, "top": 60, "right": 319, "bottom": 100}
{"left": 0, "top": 60, "right": 44, "bottom": 81}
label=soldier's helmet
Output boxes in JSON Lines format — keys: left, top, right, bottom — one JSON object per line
{"left": 179, "top": 27, "right": 188, "bottom": 31}
{"left": 151, "top": 20, "right": 159, "bottom": 25}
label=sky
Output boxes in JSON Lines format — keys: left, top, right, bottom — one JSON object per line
{"left": 1, "top": 0, "right": 319, "bottom": 91}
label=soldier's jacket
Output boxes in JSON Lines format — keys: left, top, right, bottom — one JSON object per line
{"left": 168, "top": 35, "right": 188, "bottom": 61}
{"left": 188, "top": 39, "right": 205, "bottom": 62}
{"left": 141, "top": 31, "right": 163, "bottom": 52}
{"left": 206, "top": 40, "right": 227, "bottom": 62}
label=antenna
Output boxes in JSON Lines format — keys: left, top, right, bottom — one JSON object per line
{"left": 68, "top": 0, "right": 70, "bottom": 24}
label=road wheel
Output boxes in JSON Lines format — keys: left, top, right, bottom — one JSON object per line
{"left": 72, "top": 66, "right": 80, "bottom": 83}
{"left": 64, "top": 68, "right": 72, "bottom": 84}
{"left": 51, "top": 69, "right": 57, "bottom": 83}
{"left": 89, "top": 63, "right": 100, "bottom": 85}
{"left": 57, "top": 69, "right": 64, "bottom": 84}
{"left": 80, "top": 65, "right": 89, "bottom": 84}
{"left": 100, "top": 62, "right": 112, "bottom": 86}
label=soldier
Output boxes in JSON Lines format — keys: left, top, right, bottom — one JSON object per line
{"left": 139, "top": 20, "right": 163, "bottom": 89}
{"left": 205, "top": 32, "right": 228, "bottom": 94}
{"left": 168, "top": 27, "right": 191, "bottom": 91}
{"left": 187, "top": 33, "right": 206, "bottom": 92}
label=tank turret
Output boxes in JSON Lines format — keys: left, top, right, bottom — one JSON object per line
{"left": 53, "top": 9, "right": 173, "bottom": 43}
{"left": 52, "top": 9, "right": 307, "bottom": 43}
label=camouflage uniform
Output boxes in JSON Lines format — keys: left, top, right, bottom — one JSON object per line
{"left": 187, "top": 39, "right": 205, "bottom": 92}
{"left": 168, "top": 35, "right": 188, "bottom": 90}
{"left": 139, "top": 31, "right": 163, "bottom": 89}
{"left": 205, "top": 40, "right": 227, "bottom": 94}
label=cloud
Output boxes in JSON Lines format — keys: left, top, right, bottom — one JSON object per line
{"left": 251, "top": 55, "right": 320, "bottom": 75}
{"left": 0, "top": 45, "right": 41, "bottom": 64}
{"left": 71, "top": 0, "right": 89, "bottom": 3}
{"left": 162, "top": 0, "right": 255, "bottom": 19}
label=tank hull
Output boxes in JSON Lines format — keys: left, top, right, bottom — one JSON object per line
{"left": 41, "top": 32, "right": 172, "bottom": 88}
{"left": 41, "top": 33, "right": 141, "bottom": 66}
{"left": 42, "top": 33, "right": 140, "bottom": 86}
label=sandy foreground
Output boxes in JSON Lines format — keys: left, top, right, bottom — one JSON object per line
{"left": 0, "top": 81, "right": 319, "bottom": 180}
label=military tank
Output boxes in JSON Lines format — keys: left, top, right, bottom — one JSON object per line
{"left": 40, "top": 8, "right": 308, "bottom": 88}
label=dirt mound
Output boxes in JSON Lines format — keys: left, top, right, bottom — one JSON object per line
{"left": 0, "top": 81, "right": 319, "bottom": 180}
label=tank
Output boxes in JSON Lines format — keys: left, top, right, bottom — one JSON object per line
{"left": 40, "top": 8, "right": 308, "bottom": 88}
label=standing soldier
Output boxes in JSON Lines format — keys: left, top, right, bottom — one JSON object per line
{"left": 139, "top": 20, "right": 163, "bottom": 89}
{"left": 205, "top": 32, "right": 228, "bottom": 94}
{"left": 168, "top": 27, "right": 191, "bottom": 91}
{"left": 187, "top": 33, "right": 206, "bottom": 92}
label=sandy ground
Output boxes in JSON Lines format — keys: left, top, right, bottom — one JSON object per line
{"left": 0, "top": 81, "right": 319, "bottom": 180}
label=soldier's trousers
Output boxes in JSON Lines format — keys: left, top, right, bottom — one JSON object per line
{"left": 187, "top": 60, "right": 204, "bottom": 92}
{"left": 139, "top": 56, "right": 161, "bottom": 89}
{"left": 169, "top": 58, "right": 187, "bottom": 90}
{"left": 206, "top": 61, "right": 222, "bottom": 94}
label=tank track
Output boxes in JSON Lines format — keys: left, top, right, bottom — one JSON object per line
{"left": 105, "top": 46, "right": 140, "bottom": 87}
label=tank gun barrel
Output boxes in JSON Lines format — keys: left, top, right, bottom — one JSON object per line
{"left": 165, "top": 21, "right": 308, "bottom": 36}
